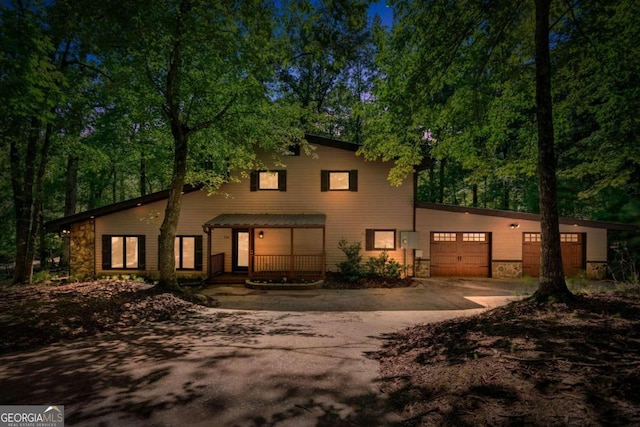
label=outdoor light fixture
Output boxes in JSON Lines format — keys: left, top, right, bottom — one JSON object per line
{"left": 510, "top": 223, "right": 520, "bottom": 229}
{"left": 259, "top": 230, "right": 264, "bottom": 239}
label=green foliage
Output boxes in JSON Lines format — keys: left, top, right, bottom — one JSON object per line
{"left": 364, "top": 249, "right": 402, "bottom": 279}
{"left": 336, "top": 238, "right": 365, "bottom": 283}
{"left": 608, "top": 241, "right": 640, "bottom": 285}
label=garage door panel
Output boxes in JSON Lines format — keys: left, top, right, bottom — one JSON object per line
{"left": 431, "top": 233, "right": 490, "bottom": 277}
{"left": 522, "top": 233, "right": 584, "bottom": 277}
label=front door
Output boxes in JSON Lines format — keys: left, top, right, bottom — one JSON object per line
{"left": 232, "top": 229, "right": 250, "bottom": 272}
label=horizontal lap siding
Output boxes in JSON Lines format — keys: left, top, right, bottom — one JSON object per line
{"left": 416, "top": 209, "right": 608, "bottom": 265}
{"left": 96, "top": 144, "right": 414, "bottom": 275}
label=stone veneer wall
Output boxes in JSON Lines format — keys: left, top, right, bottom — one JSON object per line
{"left": 586, "top": 262, "right": 607, "bottom": 280}
{"left": 492, "top": 261, "right": 523, "bottom": 279}
{"left": 415, "top": 259, "right": 430, "bottom": 278}
{"left": 70, "top": 220, "right": 95, "bottom": 280}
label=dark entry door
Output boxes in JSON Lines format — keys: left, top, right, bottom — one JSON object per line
{"left": 232, "top": 229, "right": 250, "bottom": 272}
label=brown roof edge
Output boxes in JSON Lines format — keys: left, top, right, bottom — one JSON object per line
{"left": 44, "top": 184, "right": 201, "bottom": 233}
{"left": 304, "top": 133, "right": 360, "bottom": 152}
{"left": 415, "top": 202, "right": 640, "bottom": 231}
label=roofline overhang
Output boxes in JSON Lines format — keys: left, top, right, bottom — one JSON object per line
{"left": 44, "top": 184, "right": 201, "bottom": 233}
{"left": 416, "top": 202, "right": 640, "bottom": 231}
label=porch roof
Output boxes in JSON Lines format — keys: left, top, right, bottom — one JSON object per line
{"left": 204, "top": 213, "right": 326, "bottom": 229}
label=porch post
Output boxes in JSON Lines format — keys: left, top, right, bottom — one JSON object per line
{"left": 248, "top": 227, "right": 253, "bottom": 279}
{"left": 290, "top": 227, "right": 294, "bottom": 278}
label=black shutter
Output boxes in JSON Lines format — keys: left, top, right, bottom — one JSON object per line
{"left": 321, "top": 170, "right": 329, "bottom": 191}
{"left": 138, "top": 235, "right": 146, "bottom": 270}
{"left": 365, "top": 229, "right": 374, "bottom": 251}
{"left": 250, "top": 171, "right": 258, "bottom": 191}
{"left": 102, "top": 235, "right": 112, "bottom": 270}
{"left": 278, "top": 170, "right": 287, "bottom": 191}
{"left": 349, "top": 170, "right": 358, "bottom": 192}
{"left": 195, "top": 235, "right": 203, "bottom": 271}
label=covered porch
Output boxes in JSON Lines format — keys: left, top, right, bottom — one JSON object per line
{"left": 203, "top": 214, "right": 326, "bottom": 281}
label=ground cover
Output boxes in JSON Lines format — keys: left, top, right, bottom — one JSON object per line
{"left": 374, "top": 286, "right": 640, "bottom": 426}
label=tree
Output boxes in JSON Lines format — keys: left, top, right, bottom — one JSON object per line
{"left": 364, "top": 0, "right": 585, "bottom": 300}
{"left": 90, "top": 0, "right": 301, "bottom": 290}
{"left": 532, "top": 0, "right": 571, "bottom": 301}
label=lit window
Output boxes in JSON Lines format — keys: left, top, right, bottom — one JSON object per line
{"left": 524, "top": 233, "right": 541, "bottom": 243}
{"left": 433, "top": 233, "right": 457, "bottom": 242}
{"left": 250, "top": 170, "right": 286, "bottom": 191}
{"left": 463, "top": 233, "right": 486, "bottom": 242}
{"left": 259, "top": 171, "right": 279, "bottom": 189}
{"left": 560, "top": 233, "right": 579, "bottom": 242}
{"left": 321, "top": 170, "right": 358, "bottom": 191}
{"left": 174, "top": 236, "right": 203, "bottom": 270}
{"left": 366, "top": 229, "right": 396, "bottom": 250}
{"left": 103, "top": 235, "right": 145, "bottom": 270}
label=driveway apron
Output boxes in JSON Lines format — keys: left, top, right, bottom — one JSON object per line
{"left": 0, "top": 280, "right": 525, "bottom": 426}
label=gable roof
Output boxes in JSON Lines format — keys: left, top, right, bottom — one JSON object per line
{"left": 44, "top": 134, "right": 358, "bottom": 232}
{"left": 416, "top": 202, "right": 639, "bottom": 231}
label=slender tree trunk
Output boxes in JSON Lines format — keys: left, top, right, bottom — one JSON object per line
{"left": 61, "top": 155, "right": 78, "bottom": 268}
{"left": 158, "top": 128, "right": 188, "bottom": 291}
{"left": 438, "top": 159, "right": 445, "bottom": 203}
{"left": 533, "top": 0, "right": 572, "bottom": 302}
{"left": 472, "top": 184, "right": 478, "bottom": 207}
{"left": 140, "top": 151, "right": 147, "bottom": 196}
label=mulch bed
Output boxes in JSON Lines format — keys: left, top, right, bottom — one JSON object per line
{"left": 373, "top": 286, "right": 640, "bottom": 426}
{"left": 322, "top": 272, "right": 416, "bottom": 289}
{"left": 0, "top": 280, "right": 208, "bottom": 355}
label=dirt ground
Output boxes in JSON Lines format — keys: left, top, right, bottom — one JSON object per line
{"left": 1, "top": 279, "right": 639, "bottom": 426}
{"left": 374, "top": 286, "right": 640, "bottom": 426}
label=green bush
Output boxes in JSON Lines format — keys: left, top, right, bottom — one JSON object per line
{"left": 336, "top": 239, "right": 365, "bottom": 282}
{"left": 365, "top": 249, "right": 402, "bottom": 279}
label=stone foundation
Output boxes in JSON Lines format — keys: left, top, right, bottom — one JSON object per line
{"left": 586, "top": 262, "right": 607, "bottom": 280}
{"left": 492, "top": 261, "right": 523, "bottom": 279}
{"left": 70, "top": 220, "right": 95, "bottom": 280}
{"left": 415, "top": 259, "right": 430, "bottom": 278}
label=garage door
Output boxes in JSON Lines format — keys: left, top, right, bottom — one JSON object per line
{"left": 431, "top": 232, "right": 490, "bottom": 277}
{"left": 522, "top": 233, "right": 585, "bottom": 277}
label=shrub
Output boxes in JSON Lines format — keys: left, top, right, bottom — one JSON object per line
{"left": 365, "top": 249, "right": 402, "bottom": 279}
{"left": 336, "top": 239, "right": 365, "bottom": 282}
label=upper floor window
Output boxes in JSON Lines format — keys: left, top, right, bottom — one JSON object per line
{"left": 321, "top": 170, "right": 358, "bottom": 192}
{"left": 250, "top": 170, "right": 287, "bottom": 191}
{"left": 102, "top": 235, "right": 146, "bottom": 270}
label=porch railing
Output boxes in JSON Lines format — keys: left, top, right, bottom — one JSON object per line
{"left": 210, "top": 252, "right": 225, "bottom": 276}
{"left": 252, "top": 254, "right": 325, "bottom": 279}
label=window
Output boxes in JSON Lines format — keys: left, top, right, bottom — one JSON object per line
{"left": 175, "top": 236, "right": 203, "bottom": 270}
{"left": 433, "top": 232, "right": 457, "bottom": 242}
{"left": 250, "top": 170, "right": 287, "bottom": 191}
{"left": 560, "top": 233, "right": 579, "bottom": 242}
{"left": 524, "top": 233, "right": 541, "bottom": 242}
{"left": 321, "top": 170, "right": 358, "bottom": 191}
{"left": 366, "top": 229, "right": 396, "bottom": 250}
{"left": 102, "top": 235, "right": 146, "bottom": 270}
{"left": 463, "top": 233, "right": 486, "bottom": 242}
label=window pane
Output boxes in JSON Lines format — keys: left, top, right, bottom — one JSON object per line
{"left": 175, "top": 237, "right": 181, "bottom": 268}
{"left": 374, "top": 231, "right": 395, "bottom": 249}
{"left": 463, "top": 233, "right": 486, "bottom": 242}
{"left": 182, "top": 237, "right": 195, "bottom": 269}
{"left": 111, "top": 237, "right": 124, "bottom": 268}
{"left": 259, "top": 171, "right": 279, "bottom": 189}
{"left": 126, "top": 237, "right": 138, "bottom": 268}
{"left": 434, "top": 233, "right": 456, "bottom": 242}
{"left": 329, "top": 172, "right": 350, "bottom": 190}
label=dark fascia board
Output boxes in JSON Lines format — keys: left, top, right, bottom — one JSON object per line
{"left": 304, "top": 133, "right": 360, "bottom": 152}
{"left": 416, "top": 202, "right": 640, "bottom": 231}
{"left": 44, "top": 184, "right": 201, "bottom": 233}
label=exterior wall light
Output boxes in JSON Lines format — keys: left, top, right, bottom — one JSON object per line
{"left": 510, "top": 223, "right": 520, "bottom": 229}
{"left": 259, "top": 230, "right": 264, "bottom": 239}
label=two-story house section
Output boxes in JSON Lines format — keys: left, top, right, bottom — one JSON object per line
{"left": 47, "top": 134, "right": 415, "bottom": 281}
{"left": 46, "top": 134, "right": 637, "bottom": 282}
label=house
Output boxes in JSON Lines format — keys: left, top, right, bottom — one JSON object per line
{"left": 45, "top": 134, "right": 637, "bottom": 282}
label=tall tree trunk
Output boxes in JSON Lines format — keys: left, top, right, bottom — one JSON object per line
{"left": 533, "top": 0, "right": 572, "bottom": 302}
{"left": 502, "top": 181, "right": 510, "bottom": 210}
{"left": 61, "top": 155, "right": 78, "bottom": 268}
{"left": 11, "top": 120, "right": 52, "bottom": 284}
{"left": 140, "top": 151, "right": 147, "bottom": 196}
{"left": 472, "top": 184, "right": 478, "bottom": 207}
{"left": 438, "top": 159, "right": 445, "bottom": 203}
{"left": 158, "top": 127, "right": 188, "bottom": 291}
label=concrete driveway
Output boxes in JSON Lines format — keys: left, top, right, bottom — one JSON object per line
{"left": 0, "top": 279, "right": 532, "bottom": 426}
